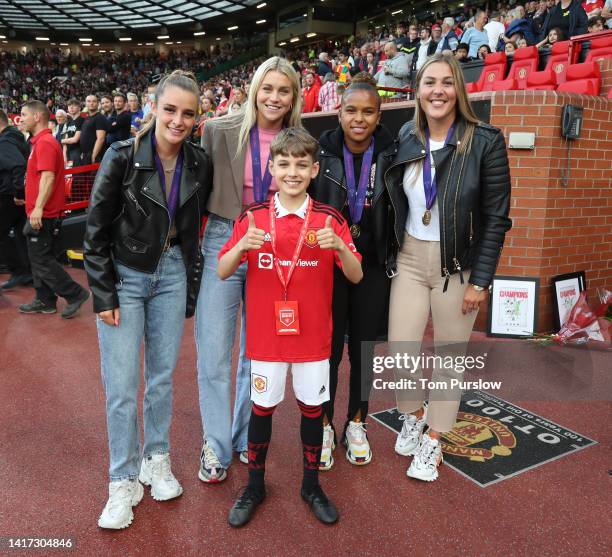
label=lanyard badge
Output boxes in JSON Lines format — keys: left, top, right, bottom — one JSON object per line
{"left": 268, "top": 197, "right": 313, "bottom": 335}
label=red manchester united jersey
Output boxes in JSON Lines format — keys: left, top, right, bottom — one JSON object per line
{"left": 219, "top": 195, "right": 361, "bottom": 362}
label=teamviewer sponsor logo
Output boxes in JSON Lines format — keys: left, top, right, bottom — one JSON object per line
{"left": 258, "top": 253, "right": 273, "bottom": 269}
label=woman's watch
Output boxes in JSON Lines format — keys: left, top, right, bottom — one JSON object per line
{"left": 469, "top": 283, "right": 487, "bottom": 292}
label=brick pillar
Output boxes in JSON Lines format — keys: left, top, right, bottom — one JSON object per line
{"left": 477, "top": 89, "right": 612, "bottom": 333}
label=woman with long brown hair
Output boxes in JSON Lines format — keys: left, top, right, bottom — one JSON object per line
{"left": 386, "top": 53, "right": 511, "bottom": 482}
{"left": 84, "top": 70, "right": 212, "bottom": 528}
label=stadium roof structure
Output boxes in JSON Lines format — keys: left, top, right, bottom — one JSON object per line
{"left": 0, "top": 0, "right": 281, "bottom": 40}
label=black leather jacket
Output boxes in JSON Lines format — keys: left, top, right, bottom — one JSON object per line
{"left": 309, "top": 125, "right": 397, "bottom": 273}
{"left": 386, "top": 120, "right": 512, "bottom": 288}
{"left": 84, "top": 127, "right": 213, "bottom": 317}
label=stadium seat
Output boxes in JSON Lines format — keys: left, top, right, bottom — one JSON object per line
{"left": 529, "top": 40, "right": 573, "bottom": 87}
{"left": 491, "top": 78, "right": 518, "bottom": 91}
{"left": 585, "top": 35, "right": 612, "bottom": 64}
{"left": 557, "top": 61, "right": 601, "bottom": 95}
{"left": 557, "top": 80, "right": 596, "bottom": 94}
{"left": 466, "top": 52, "right": 508, "bottom": 93}
{"left": 494, "top": 46, "right": 539, "bottom": 90}
{"left": 526, "top": 69, "right": 556, "bottom": 90}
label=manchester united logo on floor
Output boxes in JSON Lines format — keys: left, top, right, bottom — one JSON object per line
{"left": 370, "top": 390, "right": 597, "bottom": 487}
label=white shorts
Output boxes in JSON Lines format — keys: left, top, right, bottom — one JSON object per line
{"left": 250, "top": 359, "right": 330, "bottom": 408}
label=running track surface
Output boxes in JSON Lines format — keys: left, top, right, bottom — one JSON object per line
{"left": 1, "top": 268, "right": 610, "bottom": 556}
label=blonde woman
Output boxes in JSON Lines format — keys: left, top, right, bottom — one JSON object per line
{"left": 196, "top": 56, "right": 303, "bottom": 483}
{"left": 386, "top": 53, "right": 511, "bottom": 481}
{"left": 84, "top": 71, "right": 212, "bottom": 528}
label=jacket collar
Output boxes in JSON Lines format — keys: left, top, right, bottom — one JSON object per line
{"left": 393, "top": 119, "right": 466, "bottom": 163}
{"left": 133, "top": 124, "right": 202, "bottom": 210}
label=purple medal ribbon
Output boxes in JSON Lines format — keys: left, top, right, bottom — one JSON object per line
{"left": 423, "top": 124, "right": 455, "bottom": 211}
{"left": 342, "top": 138, "right": 375, "bottom": 224}
{"left": 250, "top": 126, "right": 273, "bottom": 203}
{"left": 152, "top": 133, "right": 183, "bottom": 223}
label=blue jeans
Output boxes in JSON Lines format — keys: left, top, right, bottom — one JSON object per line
{"left": 97, "top": 247, "right": 186, "bottom": 481}
{"left": 195, "top": 214, "right": 251, "bottom": 468}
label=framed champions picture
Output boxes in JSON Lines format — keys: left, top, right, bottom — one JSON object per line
{"left": 551, "top": 271, "right": 586, "bottom": 331}
{"left": 487, "top": 276, "right": 540, "bottom": 338}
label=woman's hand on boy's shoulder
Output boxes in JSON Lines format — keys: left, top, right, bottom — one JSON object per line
{"left": 239, "top": 211, "right": 266, "bottom": 252}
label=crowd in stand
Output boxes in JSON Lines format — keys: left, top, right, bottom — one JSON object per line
{"left": 1, "top": 0, "right": 610, "bottom": 125}
{"left": 293, "top": 0, "right": 611, "bottom": 111}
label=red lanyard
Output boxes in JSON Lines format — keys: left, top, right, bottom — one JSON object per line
{"left": 269, "top": 197, "right": 312, "bottom": 300}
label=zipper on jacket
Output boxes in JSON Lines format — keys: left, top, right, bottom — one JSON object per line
{"left": 126, "top": 190, "right": 148, "bottom": 216}
{"left": 469, "top": 211, "right": 473, "bottom": 241}
{"left": 440, "top": 150, "right": 457, "bottom": 287}
{"left": 450, "top": 151, "right": 467, "bottom": 282}
{"left": 324, "top": 172, "right": 347, "bottom": 190}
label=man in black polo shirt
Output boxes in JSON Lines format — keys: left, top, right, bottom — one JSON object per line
{"left": 106, "top": 93, "right": 132, "bottom": 145}
{"left": 61, "top": 98, "right": 84, "bottom": 166}
{"left": 79, "top": 95, "right": 107, "bottom": 165}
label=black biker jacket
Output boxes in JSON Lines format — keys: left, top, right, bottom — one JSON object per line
{"left": 309, "top": 125, "right": 397, "bottom": 274}
{"left": 84, "top": 127, "right": 213, "bottom": 317}
{"left": 386, "top": 120, "right": 512, "bottom": 289}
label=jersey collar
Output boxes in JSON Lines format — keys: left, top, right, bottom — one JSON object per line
{"left": 274, "top": 192, "right": 309, "bottom": 219}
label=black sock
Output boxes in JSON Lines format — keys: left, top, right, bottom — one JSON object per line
{"left": 297, "top": 400, "right": 323, "bottom": 493}
{"left": 247, "top": 403, "right": 275, "bottom": 492}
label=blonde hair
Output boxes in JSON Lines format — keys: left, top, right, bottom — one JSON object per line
{"left": 135, "top": 69, "right": 200, "bottom": 150}
{"left": 236, "top": 56, "right": 303, "bottom": 154}
{"left": 414, "top": 53, "right": 479, "bottom": 154}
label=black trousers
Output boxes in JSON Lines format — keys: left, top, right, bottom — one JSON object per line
{"left": 323, "top": 259, "right": 391, "bottom": 430}
{"left": 26, "top": 218, "right": 83, "bottom": 305}
{"left": 0, "top": 194, "right": 30, "bottom": 276}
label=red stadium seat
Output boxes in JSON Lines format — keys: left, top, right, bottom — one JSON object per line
{"left": 467, "top": 52, "right": 508, "bottom": 93}
{"left": 526, "top": 68, "right": 556, "bottom": 90}
{"left": 494, "top": 46, "right": 539, "bottom": 90}
{"left": 585, "top": 35, "right": 612, "bottom": 64}
{"left": 557, "top": 80, "right": 596, "bottom": 94}
{"left": 529, "top": 40, "right": 573, "bottom": 87}
{"left": 491, "top": 78, "right": 518, "bottom": 91}
{"left": 559, "top": 61, "right": 602, "bottom": 95}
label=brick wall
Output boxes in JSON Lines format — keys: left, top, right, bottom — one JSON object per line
{"left": 478, "top": 89, "right": 612, "bottom": 333}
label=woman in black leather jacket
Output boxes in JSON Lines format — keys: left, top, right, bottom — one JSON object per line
{"left": 309, "top": 73, "right": 395, "bottom": 470}
{"left": 386, "top": 53, "right": 511, "bottom": 482}
{"left": 83, "top": 70, "right": 212, "bottom": 529}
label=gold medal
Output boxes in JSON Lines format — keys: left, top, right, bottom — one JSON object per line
{"left": 350, "top": 223, "right": 361, "bottom": 238}
{"left": 422, "top": 210, "right": 432, "bottom": 226}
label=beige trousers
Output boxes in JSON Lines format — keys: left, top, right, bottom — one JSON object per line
{"left": 389, "top": 233, "right": 478, "bottom": 433}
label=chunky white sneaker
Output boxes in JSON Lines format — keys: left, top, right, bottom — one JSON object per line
{"left": 407, "top": 433, "right": 443, "bottom": 482}
{"left": 344, "top": 421, "right": 372, "bottom": 465}
{"left": 139, "top": 453, "right": 183, "bottom": 501}
{"left": 198, "top": 442, "right": 227, "bottom": 483}
{"left": 395, "top": 406, "right": 428, "bottom": 457}
{"left": 319, "top": 424, "right": 335, "bottom": 471}
{"left": 239, "top": 451, "right": 249, "bottom": 465}
{"left": 98, "top": 479, "right": 144, "bottom": 529}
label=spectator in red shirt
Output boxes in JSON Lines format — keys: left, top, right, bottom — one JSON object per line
{"left": 302, "top": 72, "right": 321, "bottom": 113}
{"left": 18, "top": 100, "right": 89, "bottom": 317}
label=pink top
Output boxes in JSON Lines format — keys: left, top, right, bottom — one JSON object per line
{"left": 242, "top": 126, "right": 280, "bottom": 207}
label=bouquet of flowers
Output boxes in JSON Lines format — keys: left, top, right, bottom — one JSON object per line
{"left": 548, "top": 289, "right": 611, "bottom": 348}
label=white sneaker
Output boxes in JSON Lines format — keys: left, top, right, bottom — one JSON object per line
{"left": 407, "top": 433, "right": 443, "bottom": 482}
{"left": 344, "top": 421, "right": 372, "bottom": 465}
{"left": 239, "top": 450, "right": 248, "bottom": 465}
{"left": 98, "top": 479, "right": 144, "bottom": 529}
{"left": 319, "top": 424, "right": 335, "bottom": 471}
{"left": 139, "top": 453, "right": 183, "bottom": 501}
{"left": 198, "top": 442, "right": 227, "bottom": 483}
{"left": 395, "top": 406, "right": 427, "bottom": 456}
